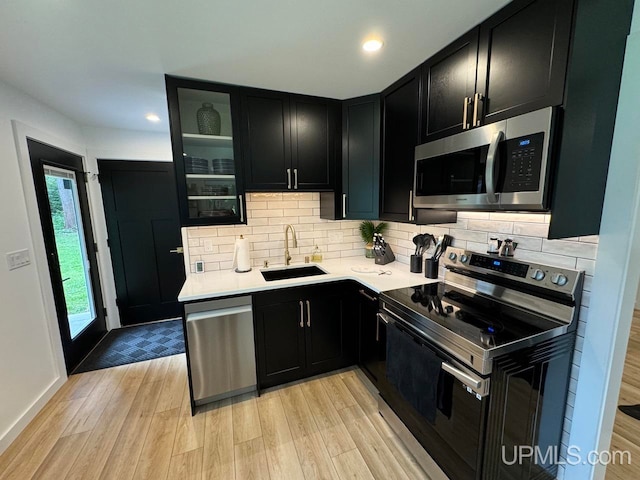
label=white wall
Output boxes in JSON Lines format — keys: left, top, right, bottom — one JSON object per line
{"left": 0, "top": 80, "right": 86, "bottom": 453}
{"left": 565, "top": 3, "right": 640, "bottom": 478}
{"left": 83, "top": 126, "right": 172, "bottom": 329}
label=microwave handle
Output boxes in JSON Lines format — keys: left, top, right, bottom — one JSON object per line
{"left": 485, "top": 130, "right": 504, "bottom": 204}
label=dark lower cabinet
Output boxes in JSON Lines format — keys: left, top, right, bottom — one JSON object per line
{"left": 380, "top": 67, "right": 422, "bottom": 223}
{"left": 253, "top": 282, "right": 356, "bottom": 389}
{"left": 356, "top": 287, "right": 387, "bottom": 390}
{"left": 254, "top": 297, "right": 306, "bottom": 387}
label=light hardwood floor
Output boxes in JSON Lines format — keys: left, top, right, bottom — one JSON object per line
{"left": 0, "top": 355, "right": 431, "bottom": 480}
{"left": 607, "top": 309, "right": 640, "bottom": 479}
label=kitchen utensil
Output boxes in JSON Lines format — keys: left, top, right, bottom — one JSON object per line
{"left": 413, "top": 234, "right": 421, "bottom": 255}
{"left": 373, "top": 233, "right": 395, "bottom": 265}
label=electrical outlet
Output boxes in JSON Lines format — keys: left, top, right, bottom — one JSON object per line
{"left": 204, "top": 240, "right": 214, "bottom": 253}
{"left": 6, "top": 249, "right": 31, "bottom": 271}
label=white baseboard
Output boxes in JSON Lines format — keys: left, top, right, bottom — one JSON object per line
{"left": 0, "top": 375, "right": 66, "bottom": 455}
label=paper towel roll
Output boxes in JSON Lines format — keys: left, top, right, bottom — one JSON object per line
{"left": 232, "top": 235, "right": 251, "bottom": 273}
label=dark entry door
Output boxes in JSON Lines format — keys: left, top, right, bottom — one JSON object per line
{"left": 29, "top": 139, "right": 107, "bottom": 374}
{"left": 98, "top": 160, "right": 185, "bottom": 326}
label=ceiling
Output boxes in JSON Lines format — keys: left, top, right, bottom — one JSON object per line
{"left": 0, "top": 0, "right": 510, "bottom": 133}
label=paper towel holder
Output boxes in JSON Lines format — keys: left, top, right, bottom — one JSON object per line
{"left": 233, "top": 235, "right": 252, "bottom": 273}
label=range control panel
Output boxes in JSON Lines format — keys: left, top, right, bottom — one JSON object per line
{"left": 443, "top": 247, "right": 582, "bottom": 295}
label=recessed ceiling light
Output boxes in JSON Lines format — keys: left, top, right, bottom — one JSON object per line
{"left": 362, "top": 38, "right": 383, "bottom": 52}
{"left": 145, "top": 113, "right": 160, "bottom": 122}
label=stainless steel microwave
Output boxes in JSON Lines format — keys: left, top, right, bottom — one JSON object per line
{"left": 413, "top": 107, "right": 556, "bottom": 211}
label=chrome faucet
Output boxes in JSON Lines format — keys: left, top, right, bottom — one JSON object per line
{"left": 284, "top": 224, "right": 298, "bottom": 266}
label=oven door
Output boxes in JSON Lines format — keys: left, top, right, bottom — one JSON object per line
{"left": 379, "top": 311, "right": 489, "bottom": 480}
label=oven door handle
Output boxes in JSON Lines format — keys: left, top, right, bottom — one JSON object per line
{"left": 441, "top": 362, "right": 482, "bottom": 389}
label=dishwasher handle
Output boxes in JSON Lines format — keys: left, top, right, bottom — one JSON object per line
{"left": 186, "top": 304, "right": 252, "bottom": 322}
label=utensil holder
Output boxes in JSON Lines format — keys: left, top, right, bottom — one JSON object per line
{"left": 425, "top": 259, "right": 439, "bottom": 279}
{"left": 410, "top": 255, "right": 423, "bottom": 273}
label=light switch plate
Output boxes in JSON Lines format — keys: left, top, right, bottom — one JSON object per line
{"left": 6, "top": 249, "right": 31, "bottom": 271}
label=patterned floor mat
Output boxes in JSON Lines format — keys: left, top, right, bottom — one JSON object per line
{"left": 73, "top": 319, "right": 185, "bottom": 374}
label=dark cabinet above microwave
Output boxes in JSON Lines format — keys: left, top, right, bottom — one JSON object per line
{"left": 421, "top": 0, "right": 574, "bottom": 143}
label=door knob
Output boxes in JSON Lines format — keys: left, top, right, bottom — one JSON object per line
{"left": 169, "top": 247, "right": 184, "bottom": 254}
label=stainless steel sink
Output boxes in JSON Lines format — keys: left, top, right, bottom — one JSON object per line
{"left": 261, "top": 265, "right": 327, "bottom": 282}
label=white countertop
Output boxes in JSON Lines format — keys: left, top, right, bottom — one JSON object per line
{"left": 179, "top": 257, "right": 439, "bottom": 302}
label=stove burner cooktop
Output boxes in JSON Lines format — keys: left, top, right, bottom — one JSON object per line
{"left": 381, "top": 283, "right": 561, "bottom": 352}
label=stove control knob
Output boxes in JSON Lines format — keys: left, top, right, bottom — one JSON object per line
{"left": 448, "top": 252, "right": 457, "bottom": 261}
{"left": 460, "top": 254, "right": 468, "bottom": 263}
{"left": 530, "top": 269, "right": 545, "bottom": 281}
{"left": 551, "top": 273, "right": 568, "bottom": 286}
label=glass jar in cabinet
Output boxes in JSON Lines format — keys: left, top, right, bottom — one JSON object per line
{"left": 166, "top": 76, "right": 247, "bottom": 226}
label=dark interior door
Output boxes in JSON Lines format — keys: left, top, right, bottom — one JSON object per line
{"left": 98, "top": 160, "right": 185, "bottom": 326}
{"left": 29, "top": 139, "right": 107, "bottom": 374}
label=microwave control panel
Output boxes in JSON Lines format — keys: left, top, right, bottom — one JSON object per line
{"left": 501, "top": 132, "right": 544, "bottom": 192}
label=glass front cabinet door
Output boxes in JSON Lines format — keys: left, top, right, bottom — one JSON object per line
{"left": 166, "top": 76, "right": 246, "bottom": 225}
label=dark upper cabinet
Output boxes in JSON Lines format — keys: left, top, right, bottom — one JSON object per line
{"left": 420, "top": 0, "right": 573, "bottom": 143}
{"left": 253, "top": 282, "right": 355, "bottom": 389}
{"left": 380, "top": 67, "right": 422, "bottom": 223}
{"left": 476, "top": 0, "right": 574, "bottom": 125}
{"left": 422, "top": 28, "right": 479, "bottom": 141}
{"left": 320, "top": 94, "right": 381, "bottom": 220}
{"left": 165, "top": 75, "right": 247, "bottom": 226}
{"left": 240, "top": 90, "right": 291, "bottom": 190}
{"left": 241, "top": 90, "right": 338, "bottom": 192}
{"left": 548, "top": 0, "right": 634, "bottom": 238}
{"left": 291, "top": 96, "right": 338, "bottom": 191}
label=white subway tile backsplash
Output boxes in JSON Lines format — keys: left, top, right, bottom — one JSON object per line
{"left": 542, "top": 239, "right": 598, "bottom": 260}
{"left": 513, "top": 222, "right": 550, "bottom": 237}
{"left": 467, "top": 220, "right": 514, "bottom": 234}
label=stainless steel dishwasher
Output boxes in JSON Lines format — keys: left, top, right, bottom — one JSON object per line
{"left": 185, "top": 296, "right": 256, "bottom": 405}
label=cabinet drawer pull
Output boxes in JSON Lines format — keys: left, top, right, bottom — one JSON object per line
{"left": 473, "top": 93, "right": 484, "bottom": 127}
{"left": 287, "top": 168, "right": 292, "bottom": 189}
{"left": 358, "top": 289, "right": 377, "bottom": 303}
{"left": 294, "top": 168, "right": 298, "bottom": 189}
{"left": 306, "top": 300, "right": 311, "bottom": 327}
{"left": 238, "top": 195, "right": 244, "bottom": 222}
{"left": 299, "top": 301, "right": 304, "bottom": 328}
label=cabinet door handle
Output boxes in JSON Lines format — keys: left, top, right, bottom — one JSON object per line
{"left": 238, "top": 195, "right": 244, "bottom": 222}
{"left": 462, "top": 96, "right": 471, "bottom": 130}
{"left": 358, "top": 289, "right": 377, "bottom": 303}
{"left": 293, "top": 168, "right": 298, "bottom": 189}
{"left": 376, "top": 312, "right": 380, "bottom": 342}
{"left": 299, "top": 301, "right": 304, "bottom": 328}
{"left": 287, "top": 168, "right": 292, "bottom": 189}
{"left": 342, "top": 193, "right": 347, "bottom": 219}
{"left": 473, "top": 93, "right": 484, "bottom": 127}
{"left": 408, "top": 190, "right": 414, "bottom": 222}
{"left": 306, "top": 300, "right": 311, "bottom": 327}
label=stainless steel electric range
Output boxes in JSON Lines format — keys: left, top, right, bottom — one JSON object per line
{"left": 377, "top": 247, "right": 583, "bottom": 480}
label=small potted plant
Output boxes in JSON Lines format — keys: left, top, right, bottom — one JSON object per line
{"left": 359, "top": 220, "right": 388, "bottom": 258}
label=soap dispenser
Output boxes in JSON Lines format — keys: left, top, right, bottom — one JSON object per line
{"left": 311, "top": 245, "right": 323, "bottom": 262}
